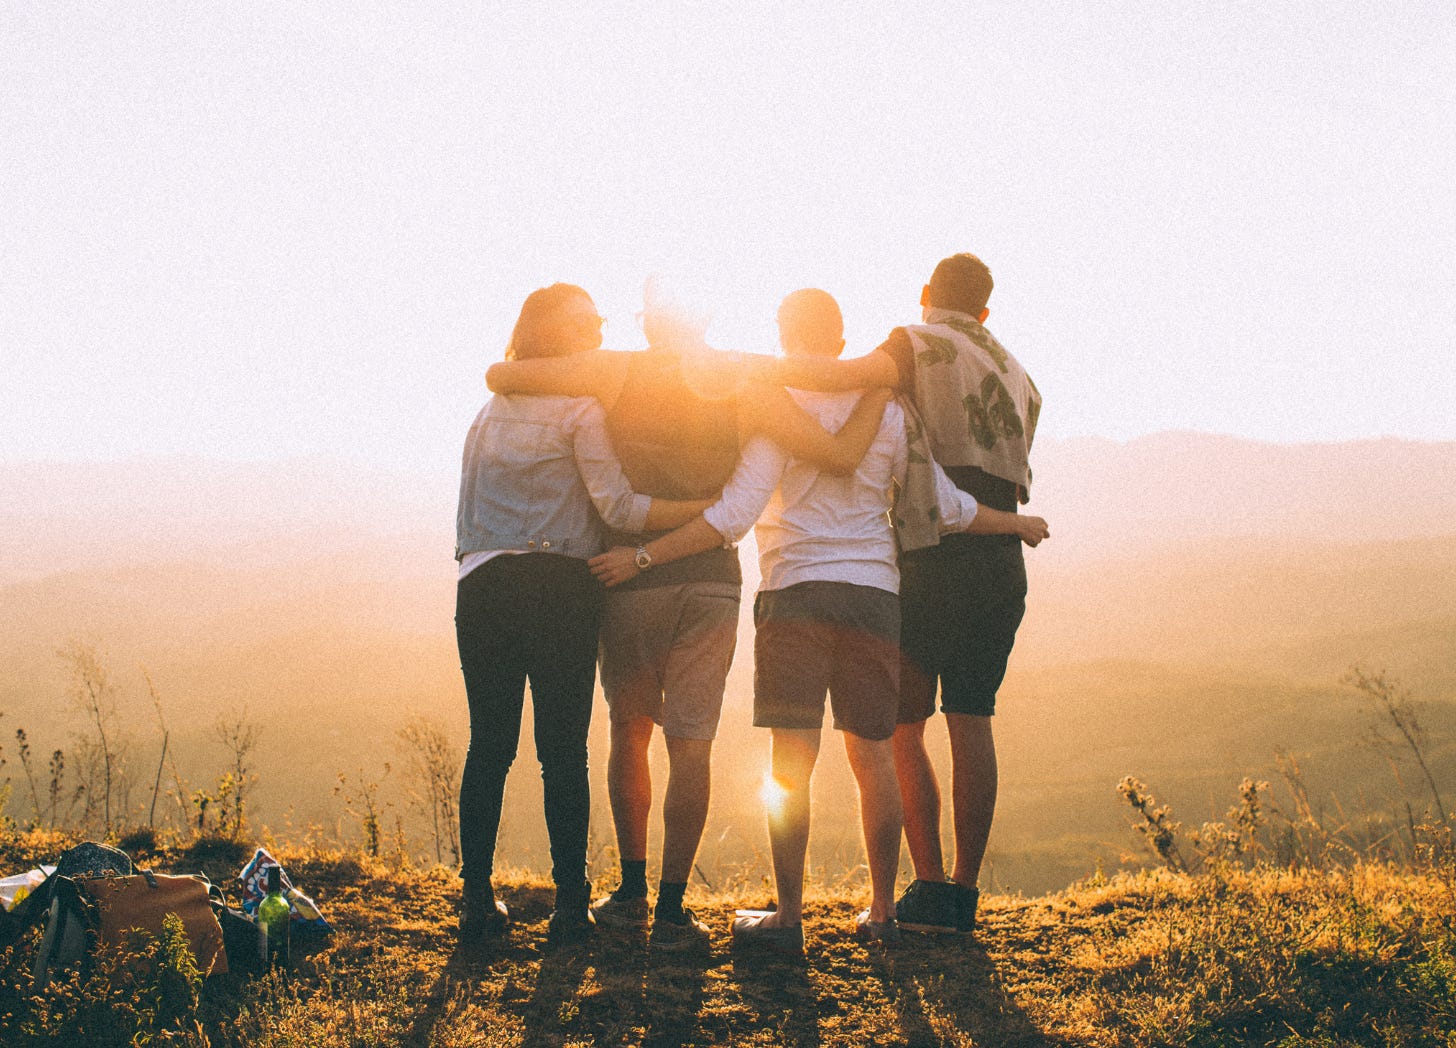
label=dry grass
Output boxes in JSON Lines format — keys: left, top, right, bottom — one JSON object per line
{"left": 2, "top": 829, "right": 1455, "bottom": 1046}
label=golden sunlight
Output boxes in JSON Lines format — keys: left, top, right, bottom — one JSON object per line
{"left": 759, "top": 771, "right": 789, "bottom": 819}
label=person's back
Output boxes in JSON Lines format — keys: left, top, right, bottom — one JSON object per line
{"left": 892, "top": 310, "right": 1038, "bottom": 505}
{"left": 453, "top": 283, "right": 713, "bottom": 948}
{"left": 605, "top": 350, "right": 740, "bottom": 499}
{"left": 890, "top": 255, "right": 1040, "bottom": 936}
{"left": 592, "top": 299, "right": 750, "bottom": 948}
{"left": 710, "top": 290, "right": 994, "bottom": 595}
{"left": 759, "top": 258, "right": 1046, "bottom": 937}
{"left": 724, "top": 289, "right": 910, "bottom": 950}
{"left": 602, "top": 348, "right": 742, "bottom": 592}
{"left": 753, "top": 387, "right": 902, "bottom": 594}
{"left": 458, "top": 393, "right": 645, "bottom": 561}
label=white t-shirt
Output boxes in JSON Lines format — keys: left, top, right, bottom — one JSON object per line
{"left": 458, "top": 548, "right": 525, "bottom": 580}
{"left": 702, "top": 390, "right": 980, "bottom": 595}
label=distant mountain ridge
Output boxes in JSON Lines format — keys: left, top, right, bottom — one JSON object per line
{"left": 2, "top": 435, "right": 1452, "bottom": 898}
{"left": 1030, "top": 431, "right": 1456, "bottom": 555}
{"left": 4, "top": 433, "right": 1452, "bottom": 582}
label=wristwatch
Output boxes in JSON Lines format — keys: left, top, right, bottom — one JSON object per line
{"left": 634, "top": 545, "right": 653, "bottom": 571}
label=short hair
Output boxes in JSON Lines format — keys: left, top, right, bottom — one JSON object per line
{"left": 505, "top": 283, "right": 593, "bottom": 361}
{"left": 927, "top": 254, "right": 993, "bottom": 315}
{"left": 641, "top": 275, "right": 710, "bottom": 349}
{"left": 776, "top": 288, "right": 843, "bottom": 357}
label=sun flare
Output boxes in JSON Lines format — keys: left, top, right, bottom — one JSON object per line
{"left": 759, "top": 772, "right": 789, "bottom": 819}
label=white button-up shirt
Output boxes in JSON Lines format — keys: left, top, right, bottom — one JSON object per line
{"left": 702, "top": 390, "right": 980, "bottom": 595}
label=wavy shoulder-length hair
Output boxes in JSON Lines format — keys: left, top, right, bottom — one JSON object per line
{"left": 505, "top": 283, "right": 594, "bottom": 361}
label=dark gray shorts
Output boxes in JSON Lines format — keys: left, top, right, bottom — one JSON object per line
{"left": 898, "top": 534, "right": 1027, "bottom": 721}
{"left": 753, "top": 581, "right": 900, "bottom": 741}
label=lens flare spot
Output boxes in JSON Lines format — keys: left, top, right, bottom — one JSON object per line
{"left": 760, "top": 772, "right": 788, "bottom": 818}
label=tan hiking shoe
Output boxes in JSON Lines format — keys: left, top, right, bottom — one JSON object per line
{"left": 590, "top": 891, "right": 650, "bottom": 928}
{"left": 651, "top": 907, "right": 711, "bottom": 951}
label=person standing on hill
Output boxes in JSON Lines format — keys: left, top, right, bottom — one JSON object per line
{"left": 484, "top": 281, "right": 887, "bottom": 950}
{"left": 588, "top": 288, "right": 1047, "bottom": 951}
{"left": 454, "top": 284, "right": 712, "bottom": 946}
{"left": 766, "top": 255, "right": 1043, "bottom": 935}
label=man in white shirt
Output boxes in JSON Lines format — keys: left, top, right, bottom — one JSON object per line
{"left": 589, "top": 290, "right": 1048, "bottom": 951}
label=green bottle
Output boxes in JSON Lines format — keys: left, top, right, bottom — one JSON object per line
{"left": 257, "top": 865, "right": 291, "bottom": 969}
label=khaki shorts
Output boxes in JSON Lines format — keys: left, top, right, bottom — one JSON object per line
{"left": 599, "top": 581, "right": 741, "bottom": 741}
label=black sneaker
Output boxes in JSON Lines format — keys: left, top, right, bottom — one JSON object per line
{"left": 460, "top": 896, "right": 510, "bottom": 941}
{"left": 547, "top": 906, "right": 596, "bottom": 945}
{"left": 954, "top": 884, "right": 980, "bottom": 933}
{"left": 547, "top": 881, "right": 596, "bottom": 945}
{"left": 894, "top": 879, "right": 963, "bottom": 935}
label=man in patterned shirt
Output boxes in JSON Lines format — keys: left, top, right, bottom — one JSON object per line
{"left": 766, "top": 254, "right": 1042, "bottom": 935}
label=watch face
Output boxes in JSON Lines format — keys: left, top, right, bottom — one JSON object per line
{"left": 635, "top": 549, "right": 652, "bottom": 570}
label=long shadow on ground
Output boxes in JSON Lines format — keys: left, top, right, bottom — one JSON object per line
{"left": 585, "top": 932, "right": 711, "bottom": 1048}
{"left": 869, "top": 938, "right": 1053, "bottom": 1048}
{"left": 730, "top": 947, "right": 821, "bottom": 1048}
{"left": 405, "top": 907, "right": 714, "bottom": 1047}
{"left": 399, "top": 882, "right": 561, "bottom": 1047}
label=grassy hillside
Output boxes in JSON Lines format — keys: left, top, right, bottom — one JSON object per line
{"left": 3, "top": 443, "right": 1453, "bottom": 897}
{"left": 2, "top": 533, "right": 1453, "bottom": 896}
{"left": 2, "top": 830, "right": 1453, "bottom": 1046}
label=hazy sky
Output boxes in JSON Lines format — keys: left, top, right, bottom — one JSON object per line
{"left": 4, "top": 2, "right": 1454, "bottom": 469}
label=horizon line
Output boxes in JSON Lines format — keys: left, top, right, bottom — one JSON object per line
{"left": 5, "top": 428, "right": 1455, "bottom": 473}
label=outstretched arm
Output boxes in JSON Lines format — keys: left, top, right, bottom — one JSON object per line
{"left": 570, "top": 401, "right": 713, "bottom": 534}
{"left": 588, "top": 518, "right": 728, "bottom": 587}
{"left": 486, "top": 350, "right": 631, "bottom": 406}
{"left": 589, "top": 437, "right": 784, "bottom": 587}
{"left": 642, "top": 497, "right": 715, "bottom": 531}
{"left": 768, "top": 349, "right": 899, "bottom": 393}
{"left": 965, "top": 505, "right": 1049, "bottom": 546}
{"left": 737, "top": 383, "right": 892, "bottom": 476}
{"left": 924, "top": 452, "right": 1051, "bottom": 547}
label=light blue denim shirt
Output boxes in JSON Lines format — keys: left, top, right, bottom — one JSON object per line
{"left": 455, "top": 394, "right": 652, "bottom": 561}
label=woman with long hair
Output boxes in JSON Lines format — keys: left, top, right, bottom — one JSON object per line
{"left": 454, "top": 283, "right": 711, "bottom": 944}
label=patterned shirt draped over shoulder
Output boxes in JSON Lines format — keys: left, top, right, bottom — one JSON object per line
{"left": 898, "top": 307, "right": 1040, "bottom": 502}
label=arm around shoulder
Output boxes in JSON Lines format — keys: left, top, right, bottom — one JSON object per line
{"left": 961, "top": 505, "right": 1050, "bottom": 547}
{"left": 741, "top": 383, "right": 892, "bottom": 476}
{"left": 486, "top": 350, "right": 630, "bottom": 401}
{"left": 588, "top": 518, "right": 727, "bottom": 588}
{"left": 771, "top": 349, "right": 899, "bottom": 393}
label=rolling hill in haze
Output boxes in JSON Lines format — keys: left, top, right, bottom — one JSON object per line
{"left": 2, "top": 433, "right": 1453, "bottom": 894}
{"left": 6, "top": 432, "right": 1455, "bottom": 580}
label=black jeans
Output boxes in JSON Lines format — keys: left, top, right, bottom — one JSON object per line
{"left": 456, "top": 553, "right": 604, "bottom": 895}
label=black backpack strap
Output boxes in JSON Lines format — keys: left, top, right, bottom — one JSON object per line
{"left": 0, "top": 871, "right": 58, "bottom": 947}
{"left": 31, "top": 876, "right": 100, "bottom": 990}
{"left": 52, "top": 876, "right": 100, "bottom": 930}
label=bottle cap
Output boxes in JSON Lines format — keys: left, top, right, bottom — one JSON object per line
{"left": 266, "top": 865, "right": 282, "bottom": 893}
